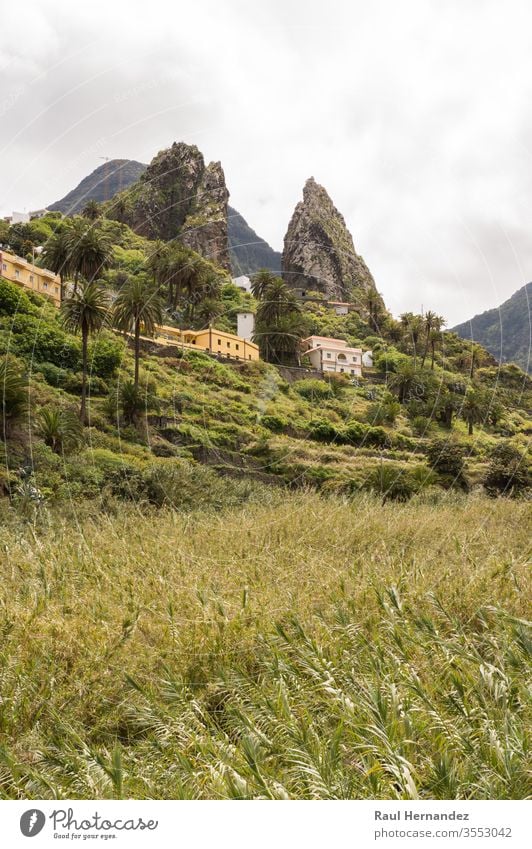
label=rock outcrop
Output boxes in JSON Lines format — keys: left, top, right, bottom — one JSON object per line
{"left": 282, "top": 177, "right": 376, "bottom": 301}
{"left": 110, "top": 142, "right": 231, "bottom": 271}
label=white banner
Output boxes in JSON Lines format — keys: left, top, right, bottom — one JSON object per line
{"left": 1, "top": 800, "right": 530, "bottom": 848}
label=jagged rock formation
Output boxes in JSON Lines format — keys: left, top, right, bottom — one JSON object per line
{"left": 48, "top": 160, "right": 147, "bottom": 214}
{"left": 228, "top": 206, "right": 282, "bottom": 275}
{"left": 107, "top": 142, "right": 231, "bottom": 271}
{"left": 452, "top": 282, "right": 531, "bottom": 374}
{"left": 282, "top": 177, "right": 377, "bottom": 301}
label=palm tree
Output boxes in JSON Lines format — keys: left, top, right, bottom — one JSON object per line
{"left": 461, "top": 388, "right": 486, "bottom": 435}
{"left": 0, "top": 355, "right": 28, "bottom": 440}
{"left": 253, "top": 278, "right": 306, "bottom": 364}
{"left": 40, "top": 229, "right": 72, "bottom": 301}
{"left": 429, "top": 315, "right": 446, "bottom": 369}
{"left": 420, "top": 312, "right": 445, "bottom": 368}
{"left": 251, "top": 270, "right": 278, "bottom": 301}
{"left": 65, "top": 219, "right": 113, "bottom": 294}
{"left": 82, "top": 200, "right": 102, "bottom": 221}
{"left": 36, "top": 407, "right": 82, "bottom": 454}
{"left": 468, "top": 342, "right": 488, "bottom": 378}
{"left": 61, "top": 280, "right": 110, "bottom": 423}
{"left": 112, "top": 275, "right": 164, "bottom": 387}
{"left": 400, "top": 312, "right": 424, "bottom": 366}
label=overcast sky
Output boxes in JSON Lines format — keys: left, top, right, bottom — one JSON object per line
{"left": 1, "top": 0, "right": 531, "bottom": 324}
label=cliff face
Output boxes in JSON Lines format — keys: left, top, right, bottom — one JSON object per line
{"left": 111, "top": 142, "right": 231, "bottom": 271}
{"left": 282, "top": 177, "right": 376, "bottom": 301}
{"left": 227, "top": 206, "right": 282, "bottom": 276}
{"left": 180, "top": 161, "right": 230, "bottom": 271}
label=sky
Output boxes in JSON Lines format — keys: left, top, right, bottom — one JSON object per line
{"left": 1, "top": 0, "right": 532, "bottom": 325}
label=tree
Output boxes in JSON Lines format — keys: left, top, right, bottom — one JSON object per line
{"left": 253, "top": 278, "right": 307, "bottom": 364}
{"left": 82, "top": 200, "right": 102, "bottom": 221}
{"left": 467, "top": 342, "right": 488, "bottom": 378}
{"left": 36, "top": 407, "right": 82, "bottom": 454}
{"left": 484, "top": 442, "right": 530, "bottom": 497}
{"left": 400, "top": 312, "right": 424, "bottom": 365}
{"left": 421, "top": 311, "right": 445, "bottom": 368}
{"left": 40, "top": 229, "right": 72, "bottom": 300}
{"left": 389, "top": 359, "right": 421, "bottom": 404}
{"left": 251, "top": 269, "right": 278, "bottom": 301}
{"left": 364, "top": 286, "right": 386, "bottom": 333}
{"left": 65, "top": 219, "right": 113, "bottom": 293}
{"left": 61, "top": 280, "right": 110, "bottom": 423}
{"left": 460, "top": 388, "right": 487, "bottom": 435}
{"left": 112, "top": 275, "right": 164, "bottom": 388}
{"left": 0, "top": 355, "right": 28, "bottom": 439}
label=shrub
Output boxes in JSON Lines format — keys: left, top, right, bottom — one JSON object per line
{"left": 261, "top": 414, "right": 287, "bottom": 432}
{"left": 411, "top": 415, "right": 434, "bottom": 437}
{"left": 363, "top": 463, "right": 416, "bottom": 502}
{"left": 9, "top": 313, "right": 81, "bottom": 369}
{"left": 88, "top": 332, "right": 124, "bottom": 379}
{"left": 484, "top": 442, "right": 530, "bottom": 497}
{"left": 35, "top": 407, "right": 82, "bottom": 454}
{"left": 0, "top": 278, "right": 37, "bottom": 316}
{"left": 294, "top": 379, "right": 332, "bottom": 401}
{"left": 307, "top": 419, "right": 340, "bottom": 442}
{"left": 426, "top": 438, "right": 466, "bottom": 477}
{"left": 366, "top": 393, "right": 401, "bottom": 426}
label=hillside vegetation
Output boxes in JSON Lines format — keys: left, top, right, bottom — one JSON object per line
{"left": 0, "top": 206, "right": 529, "bottom": 802}
{"left": 453, "top": 282, "right": 531, "bottom": 374}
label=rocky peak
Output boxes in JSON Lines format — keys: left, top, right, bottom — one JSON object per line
{"left": 282, "top": 177, "right": 377, "bottom": 301}
{"left": 112, "top": 141, "right": 231, "bottom": 271}
{"left": 181, "top": 160, "right": 230, "bottom": 270}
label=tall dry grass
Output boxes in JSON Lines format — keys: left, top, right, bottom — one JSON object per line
{"left": 0, "top": 492, "right": 530, "bottom": 799}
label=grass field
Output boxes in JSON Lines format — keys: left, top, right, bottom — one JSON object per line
{"left": 0, "top": 492, "right": 530, "bottom": 799}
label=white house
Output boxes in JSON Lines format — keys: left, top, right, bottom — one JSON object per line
{"left": 362, "top": 350, "right": 373, "bottom": 368}
{"left": 232, "top": 275, "right": 252, "bottom": 293}
{"left": 237, "top": 311, "right": 255, "bottom": 341}
{"left": 301, "top": 335, "right": 363, "bottom": 377}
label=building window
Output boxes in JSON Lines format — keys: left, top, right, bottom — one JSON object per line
{"left": 249, "top": 355, "right": 251, "bottom": 360}
{"left": 1, "top": 263, "right": 6, "bottom": 271}
{"left": 43, "top": 282, "right": 48, "bottom": 289}
{"left": 236, "top": 343, "right": 239, "bottom": 350}
{"left": 55, "top": 286, "right": 59, "bottom": 294}
{"left": 217, "top": 339, "right": 221, "bottom": 345}
{"left": 340, "top": 368, "right": 344, "bottom": 373}
{"left": 352, "top": 356, "right": 358, "bottom": 362}
{"left": 227, "top": 341, "right": 230, "bottom": 347}
{"left": 351, "top": 369, "right": 355, "bottom": 374}
{"left": 29, "top": 275, "right": 34, "bottom": 282}
{"left": 14, "top": 269, "right": 20, "bottom": 278}
{"left": 326, "top": 352, "right": 331, "bottom": 359}
{"left": 337, "top": 352, "right": 347, "bottom": 361}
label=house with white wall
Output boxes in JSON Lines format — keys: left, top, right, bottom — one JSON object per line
{"left": 301, "top": 335, "right": 363, "bottom": 377}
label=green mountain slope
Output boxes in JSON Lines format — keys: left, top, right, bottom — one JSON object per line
{"left": 48, "top": 160, "right": 147, "bottom": 214}
{"left": 452, "top": 283, "right": 531, "bottom": 373}
{"left": 228, "top": 206, "right": 282, "bottom": 275}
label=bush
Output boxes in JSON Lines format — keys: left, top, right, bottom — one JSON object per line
{"left": 426, "top": 439, "right": 466, "bottom": 477}
{"left": 484, "top": 442, "right": 530, "bottom": 497}
{"left": 261, "top": 414, "right": 287, "bottom": 432}
{"left": 307, "top": 419, "right": 340, "bottom": 442}
{"left": 88, "top": 332, "right": 124, "bottom": 379}
{"left": 363, "top": 463, "right": 417, "bottom": 502}
{"left": 142, "top": 460, "right": 237, "bottom": 510}
{"left": 0, "top": 278, "right": 38, "bottom": 316}
{"left": 411, "top": 415, "right": 434, "bottom": 437}
{"left": 8, "top": 313, "right": 81, "bottom": 369}
{"left": 294, "top": 379, "right": 332, "bottom": 401}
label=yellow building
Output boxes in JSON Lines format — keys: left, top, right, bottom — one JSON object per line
{"left": 0, "top": 249, "right": 61, "bottom": 307}
{"left": 155, "top": 324, "right": 260, "bottom": 361}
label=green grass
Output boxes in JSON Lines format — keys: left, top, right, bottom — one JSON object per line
{"left": 0, "top": 492, "right": 529, "bottom": 799}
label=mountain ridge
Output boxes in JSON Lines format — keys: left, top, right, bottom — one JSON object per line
{"left": 452, "top": 282, "right": 531, "bottom": 374}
